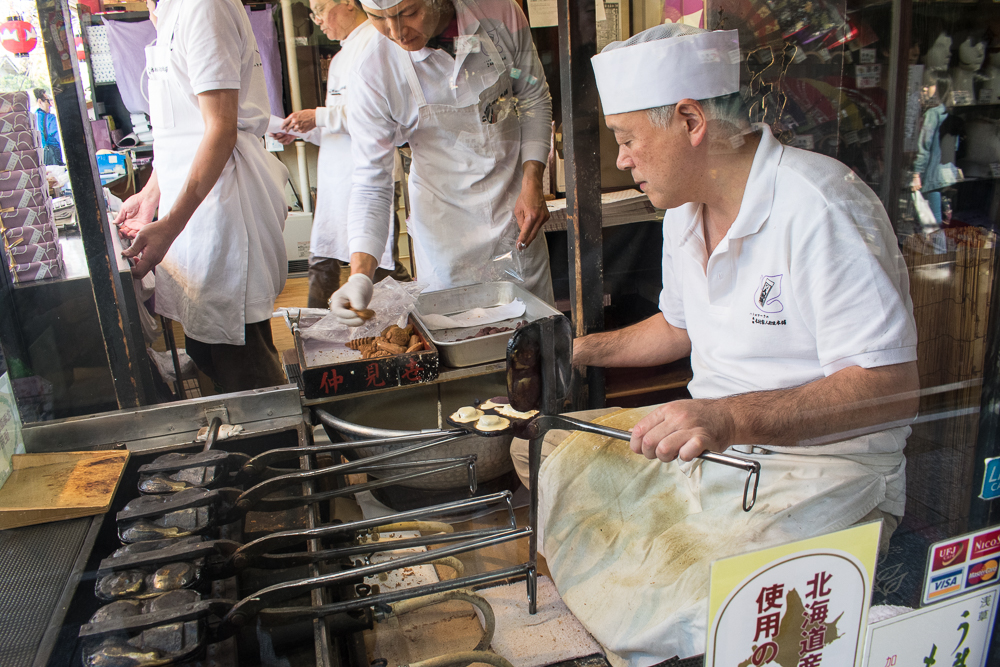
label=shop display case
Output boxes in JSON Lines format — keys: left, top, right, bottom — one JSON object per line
{"left": 0, "top": 0, "right": 154, "bottom": 421}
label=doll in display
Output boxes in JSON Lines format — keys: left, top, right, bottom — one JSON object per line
{"left": 948, "top": 29, "right": 987, "bottom": 106}
{"left": 980, "top": 41, "right": 1000, "bottom": 104}
{"left": 922, "top": 30, "right": 953, "bottom": 93}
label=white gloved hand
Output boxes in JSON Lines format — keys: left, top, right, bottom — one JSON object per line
{"left": 330, "top": 273, "right": 374, "bottom": 327}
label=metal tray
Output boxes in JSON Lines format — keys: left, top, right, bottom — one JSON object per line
{"left": 291, "top": 315, "right": 439, "bottom": 399}
{"left": 415, "top": 282, "right": 563, "bottom": 368}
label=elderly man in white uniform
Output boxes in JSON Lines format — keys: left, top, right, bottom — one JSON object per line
{"left": 274, "top": 0, "right": 408, "bottom": 309}
{"left": 512, "top": 25, "right": 919, "bottom": 664}
{"left": 117, "top": 0, "right": 289, "bottom": 393}
{"left": 327, "top": 0, "right": 554, "bottom": 326}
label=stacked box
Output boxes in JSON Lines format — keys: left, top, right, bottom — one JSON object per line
{"left": 0, "top": 91, "right": 60, "bottom": 284}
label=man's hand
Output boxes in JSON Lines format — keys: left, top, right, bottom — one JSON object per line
{"left": 115, "top": 187, "right": 158, "bottom": 239}
{"left": 270, "top": 132, "right": 297, "bottom": 146}
{"left": 121, "top": 215, "right": 183, "bottom": 278}
{"left": 282, "top": 109, "right": 317, "bottom": 134}
{"left": 630, "top": 399, "right": 736, "bottom": 462}
{"left": 330, "top": 273, "right": 374, "bottom": 326}
{"left": 513, "top": 160, "right": 549, "bottom": 249}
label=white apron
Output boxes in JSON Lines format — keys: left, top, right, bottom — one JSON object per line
{"left": 395, "top": 5, "right": 554, "bottom": 302}
{"left": 146, "top": 0, "right": 288, "bottom": 345}
{"left": 539, "top": 406, "right": 892, "bottom": 665}
{"left": 311, "top": 22, "right": 394, "bottom": 268}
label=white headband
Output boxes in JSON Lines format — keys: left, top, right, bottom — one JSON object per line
{"left": 360, "top": 0, "right": 403, "bottom": 11}
{"left": 591, "top": 29, "right": 741, "bottom": 115}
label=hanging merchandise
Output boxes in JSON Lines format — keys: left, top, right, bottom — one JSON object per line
{"left": 0, "top": 16, "right": 37, "bottom": 58}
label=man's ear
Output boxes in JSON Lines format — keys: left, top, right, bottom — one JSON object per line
{"left": 675, "top": 99, "right": 708, "bottom": 147}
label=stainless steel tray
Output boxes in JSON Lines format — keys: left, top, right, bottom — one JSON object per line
{"left": 415, "top": 282, "right": 563, "bottom": 368}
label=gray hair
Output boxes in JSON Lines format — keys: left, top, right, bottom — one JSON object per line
{"left": 603, "top": 23, "right": 750, "bottom": 140}
{"left": 646, "top": 92, "right": 749, "bottom": 134}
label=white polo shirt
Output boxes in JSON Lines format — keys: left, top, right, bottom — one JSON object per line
{"left": 659, "top": 125, "right": 918, "bottom": 515}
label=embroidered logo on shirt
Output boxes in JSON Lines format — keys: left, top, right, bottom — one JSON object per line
{"left": 754, "top": 274, "right": 784, "bottom": 313}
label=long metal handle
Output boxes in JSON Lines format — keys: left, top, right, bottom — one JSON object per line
{"left": 534, "top": 414, "right": 761, "bottom": 511}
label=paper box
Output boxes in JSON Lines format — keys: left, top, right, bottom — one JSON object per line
{"left": 0, "top": 92, "right": 30, "bottom": 114}
{"left": 0, "top": 187, "right": 50, "bottom": 211}
{"left": 3, "top": 222, "right": 57, "bottom": 246}
{"left": 1, "top": 201, "right": 52, "bottom": 229}
{"left": 0, "top": 168, "right": 46, "bottom": 192}
{"left": 7, "top": 241, "right": 59, "bottom": 263}
{"left": 0, "top": 111, "right": 35, "bottom": 134}
{"left": 11, "top": 258, "right": 62, "bottom": 283}
{"left": 0, "top": 131, "right": 41, "bottom": 154}
{"left": 0, "top": 146, "right": 43, "bottom": 172}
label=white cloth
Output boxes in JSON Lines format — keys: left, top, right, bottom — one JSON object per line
{"left": 591, "top": 29, "right": 740, "bottom": 115}
{"left": 538, "top": 407, "right": 891, "bottom": 665}
{"left": 147, "top": 0, "right": 289, "bottom": 345}
{"left": 347, "top": 0, "right": 554, "bottom": 301}
{"left": 305, "top": 21, "right": 394, "bottom": 268}
{"left": 658, "top": 125, "right": 918, "bottom": 515}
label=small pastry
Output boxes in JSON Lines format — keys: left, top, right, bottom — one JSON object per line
{"left": 475, "top": 414, "right": 510, "bottom": 432}
{"left": 480, "top": 396, "right": 511, "bottom": 410}
{"left": 497, "top": 404, "right": 538, "bottom": 420}
{"left": 449, "top": 406, "right": 483, "bottom": 423}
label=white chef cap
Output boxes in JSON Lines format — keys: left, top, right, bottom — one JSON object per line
{"left": 591, "top": 24, "right": 741, "bottom": 116}
{"left": 359, "top": 0, "right": 403, "bottom": 11}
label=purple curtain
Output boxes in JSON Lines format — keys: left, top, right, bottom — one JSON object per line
{"left": 103, "top": 4, "right": 285, "bottom": 120}
{"left": 102, "top": 18, "right": 156, "bottom": 115}
{"left": 247, "top": 6, "right": 286, "bottom": 119}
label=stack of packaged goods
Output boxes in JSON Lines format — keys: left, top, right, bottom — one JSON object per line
{"left": 0, "top": 91, "right": 60, "bottom": 283}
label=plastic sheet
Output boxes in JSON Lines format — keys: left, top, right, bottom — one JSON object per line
{"left": 484, "top": 217, "right": 526, "bottom": 284}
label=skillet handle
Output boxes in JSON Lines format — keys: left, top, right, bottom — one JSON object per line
{"left": 532, "top": 414, "right": 761, "bottom": 511}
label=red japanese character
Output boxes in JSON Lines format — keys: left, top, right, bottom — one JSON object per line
{"left": 320, "top": 369, "right": 344, "bottom": 394}
{"left": 806, "top": 571, "right": 833, "bottom": 600}
{"left": 751, "top": 642, "right": 779, "bottom": 665}
{"left": 365, "top": 363, "right": 387, "bottom": 388}
{"left": 757, "top": 584, "right": 785, "bottom": 614}
{"left": 800, "top": 624, "right": 826, "bottom": 654}
{"left": 799, "top": 654, "right": 823, "bottom": 667}
{"left": 803, "top": 599, "right": 829, "bottom": 627}
{"left": 401, "top": 358, "right": 422, "bottom": 383}
{"left": 754, "top": 613, "right": 781, "bottom": 641}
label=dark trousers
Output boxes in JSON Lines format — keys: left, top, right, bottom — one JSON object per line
{"left": 185, "top": 320, "right": 286, "bottom": 394}
{"left": 306, "top": 256, "right": 411, "bottom": 308}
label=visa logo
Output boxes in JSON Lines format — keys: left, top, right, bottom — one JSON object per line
{"left": 928, "top": 570, "right": 963, "bottom": 599}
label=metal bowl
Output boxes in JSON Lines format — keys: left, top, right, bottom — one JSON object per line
{"left": 315, "top": 373, "right": 514, "bottom": 490}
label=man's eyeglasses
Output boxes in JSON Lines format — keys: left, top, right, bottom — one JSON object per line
{"left": 309, "top": 4, "right": 330, "bottom": 23}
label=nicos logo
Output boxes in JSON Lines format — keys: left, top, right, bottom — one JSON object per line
{"left": 967, "top": 559, "right": 999, "bottom": 587}
{"left": 971, "top": 529, "right": 1000, "bottom": 560}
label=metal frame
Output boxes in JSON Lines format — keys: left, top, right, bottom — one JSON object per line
{"left": 35, "top": 0, "right": 155, "bottom": 409}
{"left": 558, "top": 0, "right": 606, "bottom": 409}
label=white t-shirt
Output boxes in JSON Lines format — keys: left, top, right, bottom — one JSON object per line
{"left": 150, "top": 0, "right": 288, "bottom": 344}
{"left": 659, "top": 125, "right": 918, "bottom": 515}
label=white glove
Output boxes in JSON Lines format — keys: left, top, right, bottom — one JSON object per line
{"left": 330, "top": 273, "right": 374, "bottom": 326}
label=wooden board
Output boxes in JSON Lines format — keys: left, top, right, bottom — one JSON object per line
{"left": 0, "top": 451, "right": 130, "bottom": 530}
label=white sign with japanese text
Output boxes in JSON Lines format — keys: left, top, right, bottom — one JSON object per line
{"left": 863, "top": 587, "right": 997, "bottom": 667}
{"left": 706, "top": 522, "right": 880, "bottom": 667}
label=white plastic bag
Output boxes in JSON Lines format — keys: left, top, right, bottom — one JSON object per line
{"left": 912, "top": 191, "right": 938, "bottom": 232}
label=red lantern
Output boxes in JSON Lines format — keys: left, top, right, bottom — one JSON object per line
{"left": 0, "top": 16, "right": 37, "bottom": 58}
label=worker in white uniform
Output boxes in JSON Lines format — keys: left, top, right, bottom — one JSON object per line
{"left": 511, "top": 25, "right": 920, "bottom": 663}
{"left": 117, "top": 0, "right": 289, "bottom": 393}
{"left": 273, "top": 0, "right": 409, "bottom": 309}
{"left": 327, "top": 0, "right": 554, "bottom": 326}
